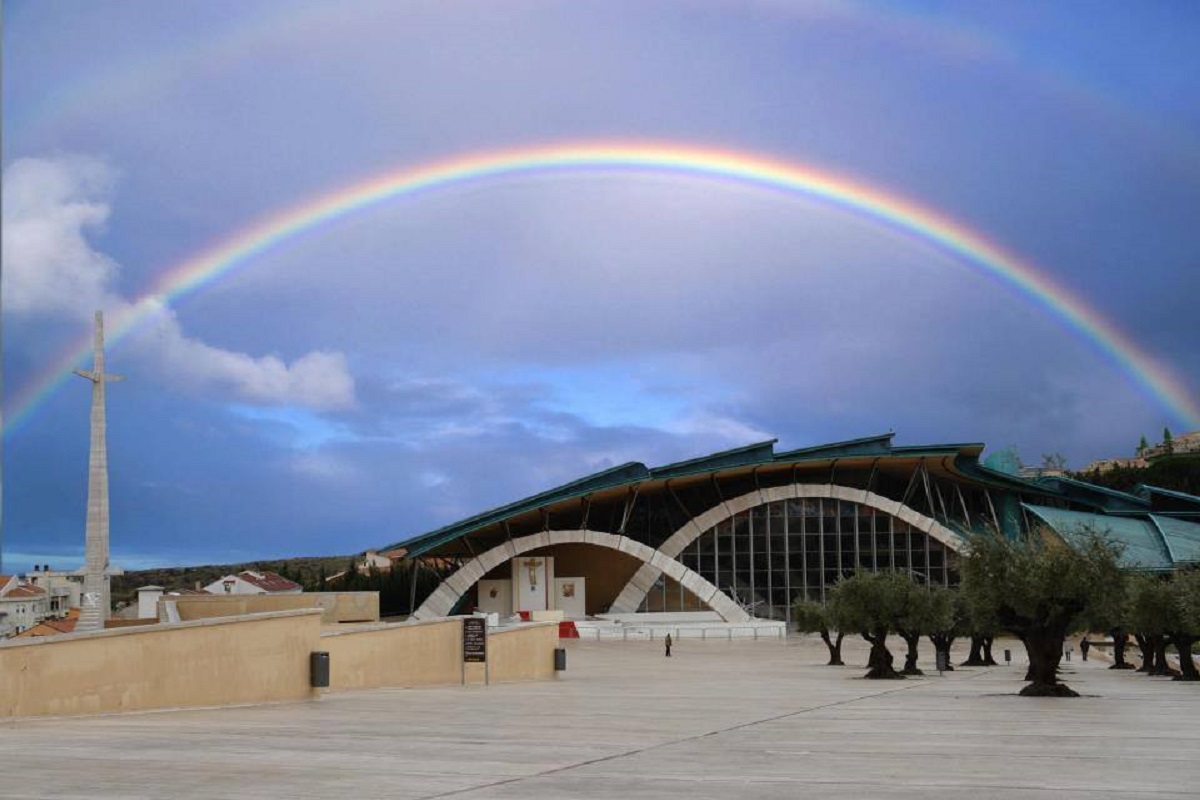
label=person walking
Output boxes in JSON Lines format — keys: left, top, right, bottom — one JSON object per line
{"left": 664, "top": 632, "right": 672, "bottom": 657}
{"left": 1080, "top": 637, "right": 1091, "bottom": 661}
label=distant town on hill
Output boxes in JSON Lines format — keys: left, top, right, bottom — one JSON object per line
{"left": 110, "top": 555, "right": 352, "bottom": 606}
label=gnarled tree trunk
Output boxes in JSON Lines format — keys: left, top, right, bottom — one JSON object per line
{"left": 1134, "top": 633, "right": 1154, "bottom": 672}
{"left": 1108, "top": 628, "right": 1134, "bottom": 670}
{"left": 929, "top": 632, "right": 955, "bottom": 671}
{"left": 819, "top": 629, "right": 846, "bottom": 666}
{"left": 1020, "top": 627, "right": 1078, "bottom": 697}
{"left": 981, "top": 635, "right": 999, "bottom": 665}
{"left": 1170, "top": 636, "right": 1198, "bottom": 681}
{"left": 960, "top": 634, "right": 988, "bottom": 666}
{"left": 862, "top": 628, "right": 903, "bottom": 679}
{"left": 1151, "top": 637, "right": 1177, "bottom": 677}
{"left": 899, "top": 631, "right": 924, "bottom": 675}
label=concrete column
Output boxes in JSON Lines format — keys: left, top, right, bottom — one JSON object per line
{"left": 73, "top": 311, "right": 121, "bottom": 632}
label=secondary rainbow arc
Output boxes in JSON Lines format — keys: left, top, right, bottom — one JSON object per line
{"left": 6, "top": 141, "right": 1197, "bottom": 435}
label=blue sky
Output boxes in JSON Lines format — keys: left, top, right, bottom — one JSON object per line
{"left": 3, "top": 0, "right": 1198, "bottom": 572}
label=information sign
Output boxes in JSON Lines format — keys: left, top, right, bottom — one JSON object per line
{"left": 463, "top": 617, "right": 487, "bottom": 663}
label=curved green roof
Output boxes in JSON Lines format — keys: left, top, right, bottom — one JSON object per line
{"left": 1024, "top": 504, "right": 1200, "bottom": 571}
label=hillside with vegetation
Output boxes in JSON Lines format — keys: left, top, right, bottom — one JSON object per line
{"left": 111, "top": 554, "right": 354, "bottom": 605}
{"left": 1073, "top": 456, "right": 1200, "bottom": 496}
{"left": 111, "top": 553, "right": 443, "bottom": 618}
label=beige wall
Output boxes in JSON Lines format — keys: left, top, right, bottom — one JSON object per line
{"left": 1, "top": 610, "right": 557, "bottom": 719}
{"left": 320, "top": 617, "right": 463, "bottom": 691}
{"left": 486, "top": 622, "right": 559, "bottom": 683}
{"left": 320, "top": 619, "right": 559, "bottom": 690}
{"left": 0, "top": 610, "right": 322, "bottom": 718}
{"left": 165, "top": 592, "right": 379, "bottom": 624}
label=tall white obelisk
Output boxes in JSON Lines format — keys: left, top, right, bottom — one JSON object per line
{"left": 74, "top": 311, "right": 121, "bottom": 632}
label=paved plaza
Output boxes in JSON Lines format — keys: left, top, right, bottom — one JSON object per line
{"left": 2, "top": 636, "right": 1197, "bottom": 799}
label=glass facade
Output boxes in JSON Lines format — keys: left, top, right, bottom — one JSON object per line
{"left": 641, "top": 497, "right": 957, "bottom": 620}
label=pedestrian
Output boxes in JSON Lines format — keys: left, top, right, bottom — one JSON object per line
{"left": 664, "top": 632, "right": 672, "bottom": 657}
{"left": 1080, "top": 637, "right": 1091, "bottom": 661}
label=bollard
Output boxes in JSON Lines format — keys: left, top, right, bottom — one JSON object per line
{"left": 310, "top": 651, "right": 330, "bottom": 688}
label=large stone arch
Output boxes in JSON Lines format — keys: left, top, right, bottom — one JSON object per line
{"left": 411, "top": 529, "right": 752, "bottom": 622}
{"left": 609, "top": 483, "right": 963, "bottom": 613}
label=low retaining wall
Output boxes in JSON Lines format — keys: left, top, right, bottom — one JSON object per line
{"left": 0, "top": 610, "right": 322, "bottom": 718}
{"left": 319, "top": 619, "right": 559, "bottom": 690}
{"left": 486, "top": 622, "right": 559, "bottom": 683}
{"left": 164, "top": 592, "right": 379, "bottom": 624}
{"left": 0, "top": 613, "right": 558, "bottom": 718}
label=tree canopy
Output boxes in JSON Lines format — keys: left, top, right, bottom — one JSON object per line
{"left": 960, "top": 528, "right": 1122, "bottom": 696}
{"left": 829, "top": 570, "right": 920, "bottom": 679}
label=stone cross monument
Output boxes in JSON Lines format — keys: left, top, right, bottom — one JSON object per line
{"left": 73, "top": 310, "right": 122, "bottom": 632}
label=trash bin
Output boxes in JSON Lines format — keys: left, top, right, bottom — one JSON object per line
{"left": 1004, "top": 649, "right": 1012, "bottom": 664}
{"left": 554, "top": 647, "right": 567, "bottom": 671}
{"left": 310, "top": 651, "right": 330, "bottom": 688}
{"left": 936, "top": 650, "right": 949, "bottom": 672}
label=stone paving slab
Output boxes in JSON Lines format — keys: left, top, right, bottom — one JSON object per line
{"left": 1, "top": 636, "right": 1197, "bottom": 799}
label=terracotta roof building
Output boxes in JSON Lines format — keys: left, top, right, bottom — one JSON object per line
{"left": 0, "top": 576, "right": 52, "bottom": 637}
{"left": 202, "top": 570, "right": 303, "bottom": 596}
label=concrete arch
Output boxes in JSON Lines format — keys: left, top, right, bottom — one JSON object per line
{"left": 609, "top": 483, "right": 963, "bottom": 613}
{"left": 411, "top": 529, "right": 752, "bottom": 622}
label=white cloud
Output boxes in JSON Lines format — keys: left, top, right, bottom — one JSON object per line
{"left": 1, "top": 156, "right": 118, "bottom": 317}
{"left": 2, "top": 156, "right": 355, "bottom": 410}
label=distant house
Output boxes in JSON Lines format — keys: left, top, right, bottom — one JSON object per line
{"left": 202, "top": 570, "right": 303, "bottom": 596}
{"left": 325, "top": 550, "right": 397, "bottom": 584}
{"left": 0, "top": 576, "right": 52, "bottom": 637}
{"left": 129, "top": 585, "right": 211, "bottom": 619}
{"left": 21, "top": 565, "right": 82, "bottom": 616}
{"left": 14, "top": 608, "right": 80, "bottom": 638}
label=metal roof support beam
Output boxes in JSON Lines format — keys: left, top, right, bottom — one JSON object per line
{"left": 934, "top": 481, "right": 951, "bottom": 526}
{"left": 618, "top": 485, "right": 641, "bottom": 535}
{"left": 408, "top": 558, "right": 420, "bottom": 614}
{"left": 580, "top": 495, "right": 592, "bottom": 531}
{"left": 985, "top": 489, "right": 1000, "bottom": 532}
{"left": 666, "top": 480, "right": 705, "bottom": 543}
{"left": 921, "top": 461, "right": 937, "bottom": 518}
{"left": 954, "top": 483, "right": 971, "bottom": 529}
{"left": 901, "top": 461, "right": 922, "bottom": 508}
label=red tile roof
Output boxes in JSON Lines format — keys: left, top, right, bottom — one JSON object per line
{"left": 237, "top": 570, "right": 302, "bottom": 593}
{"left": 4, "top": 583, "right": 47, "bottom": 598}
{"left": 14, "top": 617, "right": 76, "bottom": 637}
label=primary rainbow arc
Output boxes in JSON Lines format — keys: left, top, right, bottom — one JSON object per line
{"left": 6, "top": 141, "right": 1197, "bottom": 434}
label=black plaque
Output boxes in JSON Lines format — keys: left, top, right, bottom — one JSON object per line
{"left": 463, "top": 617, "right": 487, "bottom": 663}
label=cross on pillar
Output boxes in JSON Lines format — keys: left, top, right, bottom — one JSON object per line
{"left": 73, "top": 310, "right": 122, "bottom": 632}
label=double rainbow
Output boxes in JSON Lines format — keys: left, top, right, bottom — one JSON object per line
{"left": 6, "top": 141, "right": 1197, "bottom": 434}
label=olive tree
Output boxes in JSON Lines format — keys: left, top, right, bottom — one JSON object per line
{"left": 926, "top": 586, "right": 965, "bottom": 672}
{"left": 1127, "top": 574, "right": 1176, "bottom": 676}
{"left": 1129, "top": 571, "right": 1200, "bottom": 681}
{"left": 792, "top": 598, "right": 846, "bottom": 665}
{"left": 960, "top": 529, "right": 1122, "bottom": 697}
{"left": 828, "top": 570, "right": 914, "bottom": 679}
{"left": 959, "top": 599, "right": 1001, "bottom": 667}
{"left": 893, "top": 575, "right": 948, "bottom": 676}
{"left": 1175, "top": 570, "right": 1200, "bottom": 681}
